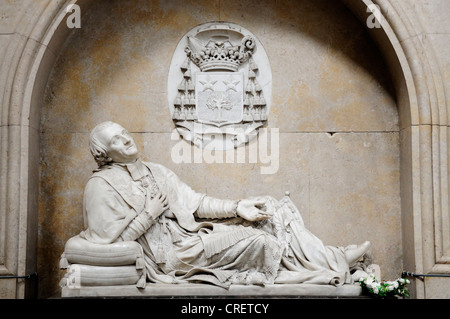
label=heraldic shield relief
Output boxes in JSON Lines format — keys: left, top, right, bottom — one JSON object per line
{"left": 168, "top": 22, "right": 272, "bottom": 150}
{"left": 196, "top": 72, "right": 244, "bottom": 126}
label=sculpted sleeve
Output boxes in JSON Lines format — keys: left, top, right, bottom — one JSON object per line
{"left": 195, "top": 196, "right": 238, "bottom": 219}
{"left": 116, "top": 211, "right": 155, "bottom": 242}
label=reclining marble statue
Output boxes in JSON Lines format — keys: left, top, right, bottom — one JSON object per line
{"left": 60, "top": 121, "right": 373, "bottom": 291}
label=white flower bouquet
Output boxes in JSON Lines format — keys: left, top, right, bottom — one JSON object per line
{"left": 359, "top": 275, "right": 410, "bottom": 299}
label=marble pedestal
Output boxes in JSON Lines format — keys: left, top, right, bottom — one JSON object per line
{"left": 61, "top": 283, "right": 363, "bottom": 298}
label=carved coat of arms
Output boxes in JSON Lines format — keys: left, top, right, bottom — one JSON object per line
{"left": 168, "top": 23, "right": 271, "bottom": 150}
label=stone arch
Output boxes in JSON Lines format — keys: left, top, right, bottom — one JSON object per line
{"left": 0, "top": 0, "right": 95, "bottom": 298}
{"left": 343, "top": 0, "right": 449, "bottom": 298}
{"left": 1, "top": 0, "right": 446, "bottom": 298}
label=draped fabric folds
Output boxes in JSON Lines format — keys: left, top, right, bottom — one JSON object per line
{"left": 80, "top": 160, "right": 352, "bottom": 288}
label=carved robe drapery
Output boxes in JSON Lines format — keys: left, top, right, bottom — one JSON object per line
{"left": 80, "top": 160, "right": 352, "bottom": 288}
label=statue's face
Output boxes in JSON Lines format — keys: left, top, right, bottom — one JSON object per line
{"left": 98, "top": 123, "right": 138, "bottom": 163}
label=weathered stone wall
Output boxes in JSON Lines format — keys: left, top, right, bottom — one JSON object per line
{"left": 39, "top": 0, "right": 400, "bottom": 297}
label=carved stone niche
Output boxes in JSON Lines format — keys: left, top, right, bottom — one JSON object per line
{"left": 58, "top": 23, "right": 378, "bottom": 299}
{"left": 167, "top": 22, "right": 272, "bottom": 150}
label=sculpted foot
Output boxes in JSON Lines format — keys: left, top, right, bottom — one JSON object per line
{"left": 345, "top": 241, "right": 371, "bottom": 266}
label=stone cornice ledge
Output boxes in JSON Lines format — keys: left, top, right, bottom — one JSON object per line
{"left": 61, "top": 283, "right": 363, "bottom": 298}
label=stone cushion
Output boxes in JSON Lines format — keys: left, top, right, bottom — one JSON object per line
{"left": 59, "top": 235, "right": 144, "bottom": 269}
{"left": 60, "top": 264, "right": 146, "bottom": 288}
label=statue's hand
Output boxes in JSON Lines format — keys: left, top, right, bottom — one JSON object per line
{"left": 145, "top": 191, "right": 169, "bottom": 219}
{"left": 236, "top": 199, "right": 273, "bottom": 221}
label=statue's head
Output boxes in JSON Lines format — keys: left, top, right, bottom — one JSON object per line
{"left": 89, "top": 121, "right": 138, "bottom": 167}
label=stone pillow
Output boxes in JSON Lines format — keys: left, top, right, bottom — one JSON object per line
{"left": 60, "top": 264, "right": 146, "bottom": 288}
{"left": 59, "top": 235, "right": 144, "bottom": 269}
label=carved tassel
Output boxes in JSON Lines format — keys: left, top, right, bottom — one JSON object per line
{"left": 260, "top": 109, "right": 267, "bottom": 121}
{"left": 168, "top": 223, "right": 182, "bottom": 243}
{"left": 243, "top": 108, "right": 252, "bottom": 122}
{"left": 136, "top": 272, "right": 146, "bottom": 289}
{"left": 249, "top": 58, "right": 258, "bottom": 71}
{"left": 135, "top": 255, "right": 144, "bottom": 269}
{"left": 245, "top": 82, "right": 253, "bottom": 93}
{"left": 174, "top": 93, "right": 182, "bottom": 106}
{"left": 59, "top": 253, "right": 69, "bottom": 269}
{"left": 187, "top": 79, "right": 195, "bottom": 91}
{"left": 179, "top": 108, "right": 186, "bottom": 120}
{"left": 180, "top": 58, "right": 189, "bottom": 71}
{"left": 59, "top": 274, "right": 69, "bottom": 288}
{"left": 178, "top": 79, "right": 186, "bottom": 92}
{"left": 259, "top": 96, "right": 266, "bottom": 105}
